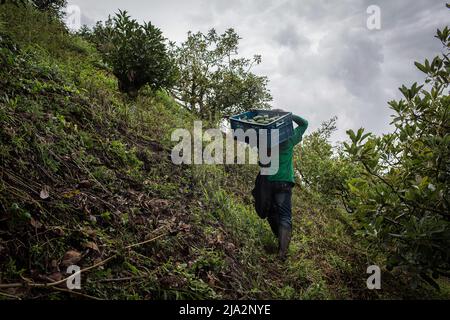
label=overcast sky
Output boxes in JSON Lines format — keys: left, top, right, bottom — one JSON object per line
{"left": 67, "top": 0, "right": 449, "bottom": 142}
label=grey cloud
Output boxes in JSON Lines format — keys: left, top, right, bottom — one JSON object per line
{"left": 273, "top": 24, "right": 310, "bottom": 49}
{"left": 80, "top": 13, "right": 96, "bottom": 27}
{"left": 325, "top": 28, "right": 385, "bottom": 98}
{"left": 68, "top": 0, "right": 449, "bottom": 142}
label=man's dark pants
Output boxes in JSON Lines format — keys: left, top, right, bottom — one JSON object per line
{"left": 267, "top": 181, "right": 293, "bottom": 237}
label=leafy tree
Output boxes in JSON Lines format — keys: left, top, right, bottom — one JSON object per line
{"left": 31, "top": 0, "right": 66, "bottom": 12}
{"left": 88, "top": 10, "right": 177, "bottom": 96}
{"left": 171, "top": 28, "right": 272, "bottom": 122}
{"left": 0, "top": 0, "right": 66, "bottom": 15}
{"left": 344, "top": 27, "right": 450, "bottom": 288}
{"left": 296, "top": 117, "right": 359, "bottom": 211}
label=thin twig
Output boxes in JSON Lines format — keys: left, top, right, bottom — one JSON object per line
{"left": 124, "top": 232, "right": 168, "bottom": 249}
{"left": 97, "top": 276, "right": 146, "bottom": 283}
{"left": 0, "top": 290, "right": 22, "bottom": 300}
{"left": 49, "top": 286, "right": 103, "bottom": 300}
{"left": 0, "top": 255, "right": 116, "bottom": 289}
{"left": 0, "top": 231, "right": 170, "bottom": 289}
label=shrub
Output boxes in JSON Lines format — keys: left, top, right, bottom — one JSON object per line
{"left": 344, "top": 27, "right": 450, "bottom": 289}
{"left": 296, "top": 117, "right": 360, "bottom": 210}
{"left": 87, "top": 10, "right": 177, "bottom": 96}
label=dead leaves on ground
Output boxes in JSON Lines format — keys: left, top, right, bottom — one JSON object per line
{"left": 39, "top": 185, "right": 50, "bottom": 199}
{"left": 83, "top": 241, "right": 100, "bottom": 253}
{"left": 30, "top": 217, "right": 43, "bottom": 229}
{"left": 61, "top": 250, "right": 82, "bottom": 267}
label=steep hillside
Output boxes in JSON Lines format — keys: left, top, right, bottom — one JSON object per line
{"left": 0, "top": 4, "right": 448, "bottom": 300}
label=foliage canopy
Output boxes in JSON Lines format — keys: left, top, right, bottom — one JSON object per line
{"left": 85, "top": 10, "right": 177, "bottom": 96}
{"left": 171, "top": 28, "right": 272, "bottom": 122}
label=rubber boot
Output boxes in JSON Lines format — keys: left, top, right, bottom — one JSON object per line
{"left": 267, "top": 212, "right": 279, "bottom": 237}
{"left": 278, "top": 224, "right": 292, "bottom": 261}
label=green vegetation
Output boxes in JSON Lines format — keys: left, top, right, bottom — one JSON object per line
{"left": 344, "top": 27, "right": 450, "bottom": 288}
{"left": 0, "top": 2, "right": 448, "bottom": 300}
{"left": 1, "top": 1, "right": 66, "bottom": 14}
{"left": 82, "top": 10, "right": 177, "bottom": 96}
{"left": 295, "top": 27, "right": 449, "bottom": 293}
{"left": 171, "top": 28, "right": 272, "bottom": 122}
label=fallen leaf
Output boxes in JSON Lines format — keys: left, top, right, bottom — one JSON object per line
{"left": 48, "top": 272, "right": 62, "bottom": 282}
{"left": 83, "top": 242, "right": 100, "bottom": 253}
{"left": 40, "top": 185, "right": 50, "bottom": 199}
{"left": 50, "top": 259, "right": 58, "bottom": 269}
{"left": 149, "top": 199, "right": 170, "bottom": 208}
{"left": 52, "top": 227, "right": 65, "bottom": 236}
{"left": 216, "top": 233, "right": 224, "bottom": 244}
{"left": 225, "top": 242, "right": 236, "bottom": 251}
{"left": 207, "top": 271, "right": 217, "bottom": 286}
{"left": 77, "top": 180, "right": 92, "bottom": 188}
{"left": 82, "top": 227, "right": 97, "bottom": 237}
{"left": 178, "top": 222, "right": 191, "bottom": 232}
{"left": 61, "top": 250, "right": 81, "bottom": 267}
{"left": 134, "top": 216, "right": 146, "bottom": 225}
{"left": 30, "top": 218, "right": 43, "bottom": 229}
{"left": 93, "top": 258, "right": 103, "bottom": 269}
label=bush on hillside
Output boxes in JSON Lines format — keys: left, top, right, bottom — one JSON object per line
{"left": 344, "top": 27, "right": 450, "bottom": 289}
{"left": 295, "top": 117, "right": 360, "bottom": 212}
{"left": 85, "top": 10, "right": 177, "bottom": 96}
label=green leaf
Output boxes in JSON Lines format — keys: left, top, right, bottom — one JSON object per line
{"left": 356, "top": 128, "right": 364, "bottom": 141}
{"left": 347, "top": 129, "right": 356, "bottom": 142}
{"left": 399, "top": 85, "right": 410, "bottom": 100}
{"left": 414, "top": 61, "right": 428, "bottom": 74}
{"left": 361, "top": 133, "right": 371, "bottom": 142}
{"left": 420, "top": 273, "right": 440, "bottom": 291}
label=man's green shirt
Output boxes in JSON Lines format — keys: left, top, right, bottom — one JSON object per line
{"left": 267, "top": 115, "right": 308, "bottom": 183}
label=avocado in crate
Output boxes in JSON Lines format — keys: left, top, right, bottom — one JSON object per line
{"left": 229, "top": 110, "right": 294, "bottom": 147}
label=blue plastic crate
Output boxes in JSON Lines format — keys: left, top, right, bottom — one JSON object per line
{"left": 229, "top": 110, "right": 293, "bottom": 148}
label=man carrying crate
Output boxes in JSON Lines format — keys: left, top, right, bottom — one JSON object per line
{"left": 253, "top": 111, "right": 308, "bottom": 261}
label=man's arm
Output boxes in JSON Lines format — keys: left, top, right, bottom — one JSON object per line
{"left": 289, "top": 115, "right": 308, "bottom": 145}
